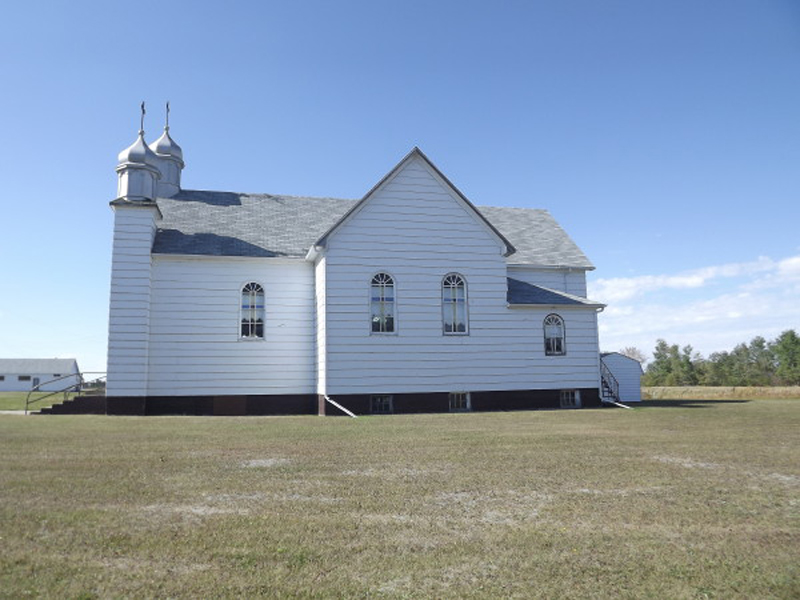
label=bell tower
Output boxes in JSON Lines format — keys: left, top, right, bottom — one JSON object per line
{"left": 106, "top": 102, "right": 161, "bottom": 406}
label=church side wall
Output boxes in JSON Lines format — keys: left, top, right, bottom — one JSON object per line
{"left": 145, "top": 256, "right": 316, "bottom": 396}
{"left": 323, "top": 157, "right": 601, "bottom": 396}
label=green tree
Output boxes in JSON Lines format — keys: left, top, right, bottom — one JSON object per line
{"left": 771, "top": 330, "right": 800, "bottom": 385}
{"left": 644, "top": 341, "right": 699, "bottom": 386}
{"left": 644, "top": 339, "right": 677, "bottom": 386}
{"left": 746, "top": 336, "right": 776, "bottom": 385}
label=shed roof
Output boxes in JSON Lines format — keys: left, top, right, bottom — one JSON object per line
{"left": 0, "top": 359, "right": 79, "bottom": 374}
{"left": 506, "top": 278, "right": 604, "bottom": 307}
{"left": 153, "top": 190, "right": 594, "bottom": 269}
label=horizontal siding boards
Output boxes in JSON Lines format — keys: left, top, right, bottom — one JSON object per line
{"left": 145, "top": 257, "right": 316, "bottom": 396}
{"left": 322, "top": 155, "right": 600, "bottom": 396}
{"left": 315, "top": 258, "right": 327, "bottom": 394}
{"left": 107, "top": 207, "right": 158, "bottom": 396}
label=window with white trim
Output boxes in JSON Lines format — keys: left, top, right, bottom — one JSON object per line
{"left": 449, "top": 392, "right": 471, "bottom": 412}
{"left": 240, "top": 282, "right": 265, "bottom": 339}
{"left": 560, "top": 390, "right": 581, "bottom": 408}
{"left": 544, "top": 314, "right": 565, "bottom": 355}
{"left": 370, "top": 395, "right": 393, "bottom": 414}
{"left": 370, "top": 273, "right": 395, "bottom": 333}
{"left": 442, "top": 273, "right": 468, "bottom": 334}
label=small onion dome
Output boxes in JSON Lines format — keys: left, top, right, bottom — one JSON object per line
{"left": 149, "top": 128, "right": 184, "bottom": 165}
{"left": 118, "top": 131, "right": 159, "bottom": 165}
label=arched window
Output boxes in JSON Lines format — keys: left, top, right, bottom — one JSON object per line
{"left": 544, "top": 314, "right": 565, "bottom": 355}
{"left": 442, "top": 273, "right": 468, "bottom": 334}
{"left": 241, "top": 282, "right": 265, "bottom": 339}
{"left": 370, "top": 273, "right": 395, "bottom": 333}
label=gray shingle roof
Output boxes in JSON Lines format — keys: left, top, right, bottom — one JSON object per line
{"left": 152, "top": 189, "right": 594, "bottom": 269}
{"left": 0, "top": 359, "right": 79, "bottom": 374}
{"left": 506, "top": 278, "right": 604, "bottom": 307}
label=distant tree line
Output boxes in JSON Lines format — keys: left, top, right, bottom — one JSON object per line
{"left": 634, "top": 330, "right": 800, "bottom": 387}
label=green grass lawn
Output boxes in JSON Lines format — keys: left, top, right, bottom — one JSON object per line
{"left": 1, "top": 401, "right": 798, "bottom": 598}
{"left": 0, "top": 391, "right": 76, "bottom": 412}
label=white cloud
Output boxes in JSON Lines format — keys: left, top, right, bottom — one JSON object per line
{"left": 594, "top": 254, "right": 800, "bottom": 359}
{"left": 589, "top": 256, "right": 777, "bottom": 303}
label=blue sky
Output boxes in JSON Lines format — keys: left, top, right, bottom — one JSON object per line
{"left": 1, "top": 0, "right": 798, "bottom": 371}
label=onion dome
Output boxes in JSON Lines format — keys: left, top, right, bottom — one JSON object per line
{"left": 118, "top": 130, "right": 159, "bottom": 166}
{"left": 148, "top": 127, "right": 184, "bottom": 165}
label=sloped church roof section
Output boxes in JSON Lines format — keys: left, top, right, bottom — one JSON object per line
{"left": 151, "top": 150, "right": 594, "bottom": 269}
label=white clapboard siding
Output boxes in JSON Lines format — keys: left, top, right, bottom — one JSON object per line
{"left": 601, "top": 353, "right": 643, "bottom": 402}
{"left": 315, "top": 257, "right": 327, "bottom": 395}
{"left": 145, "top": 256, "right": 316, "bottom": 395}
{"left": 507, "top": 266, "right": 588, "bottom": 297}
{"left": 106, "top": 206, "right": 158, "bottom": 396}
{"left": 321, "top": 155, "right": 601, "bottom": 395}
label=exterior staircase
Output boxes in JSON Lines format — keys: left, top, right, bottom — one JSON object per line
{"left": 27, "top": 372, "right": 107, "bottom": 415}
{"left": 38, "top": 394, "right": 107, "bottom": 415}
{"left": 600, "top": 358, "right": 621, "bottom": 405}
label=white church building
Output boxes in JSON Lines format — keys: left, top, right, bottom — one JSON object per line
{"left": 106, "top": 108, "right": 615, "bottom": 415}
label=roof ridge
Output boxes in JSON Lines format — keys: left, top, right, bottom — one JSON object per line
{"left": 178, "top": 188, "right": 359, "bottom": 202}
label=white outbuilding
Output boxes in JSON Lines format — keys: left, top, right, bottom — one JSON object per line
{"left": 600, "top": 353, "right": 643, "bottom": 403}
{"left": 0, "top": 359, "right": 81, "bottom": 392}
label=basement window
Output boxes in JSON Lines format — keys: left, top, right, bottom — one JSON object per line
{"left": 449, "top": 392, "right": 471, "bottom": 412}
{"left": 560, "top": 390, "right": 581, "bottom": 409}
{"left": 370, "top": 395, "right": 393, "bottom": 414}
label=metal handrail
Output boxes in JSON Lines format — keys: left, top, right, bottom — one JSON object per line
{"left": 599, "top": 359, "right": 620, "bottom": 403}
{"left": 25, "top": 372, "right": 107, "bottom": 415}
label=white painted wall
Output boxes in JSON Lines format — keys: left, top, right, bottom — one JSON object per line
{"left": 320, "top": 156, "right": 601, "bottom": 395}
{"left": 0, "top": 373, "right": 80, "bottom": 392}
{"left": 507, "top": 265, "right": 588, "bottom": 297}
{"left": 601, "top": 353, "right": 643, "bottom": 402}
{"left": 315, "top": 256, "right": 327, "bottom": 395}
{"left": 106, "top": 205, "right": 158, "bottom": 396}
{"left": 146, "top": 256, "right": 316, "bottom": 396}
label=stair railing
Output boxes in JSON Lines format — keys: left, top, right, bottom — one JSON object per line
{"left": 599, "top": 358, "right": 620, "bottom": 404}
{"left": 25, "top": 372, "right": 107, "bottom": 415}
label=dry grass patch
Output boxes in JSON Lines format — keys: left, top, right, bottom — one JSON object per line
{"left": 644, "top": 386, "right": 800, "bottom": 400}
{"left": 0, "top": 402, "right": 798, "bottom": 598}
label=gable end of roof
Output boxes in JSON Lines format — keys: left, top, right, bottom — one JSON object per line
{"left": 314, "top": 147, "right": 517, "bottom": 257}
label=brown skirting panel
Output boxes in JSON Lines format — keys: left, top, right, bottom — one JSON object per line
{"left": 322, "top": 388, "right": 601, "bottom": 416}
{"left": 100, "top": 388, "right": 601, "bottom": 416}
{"left": 105, "top": 394, "right": 318, "bottom": 416}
